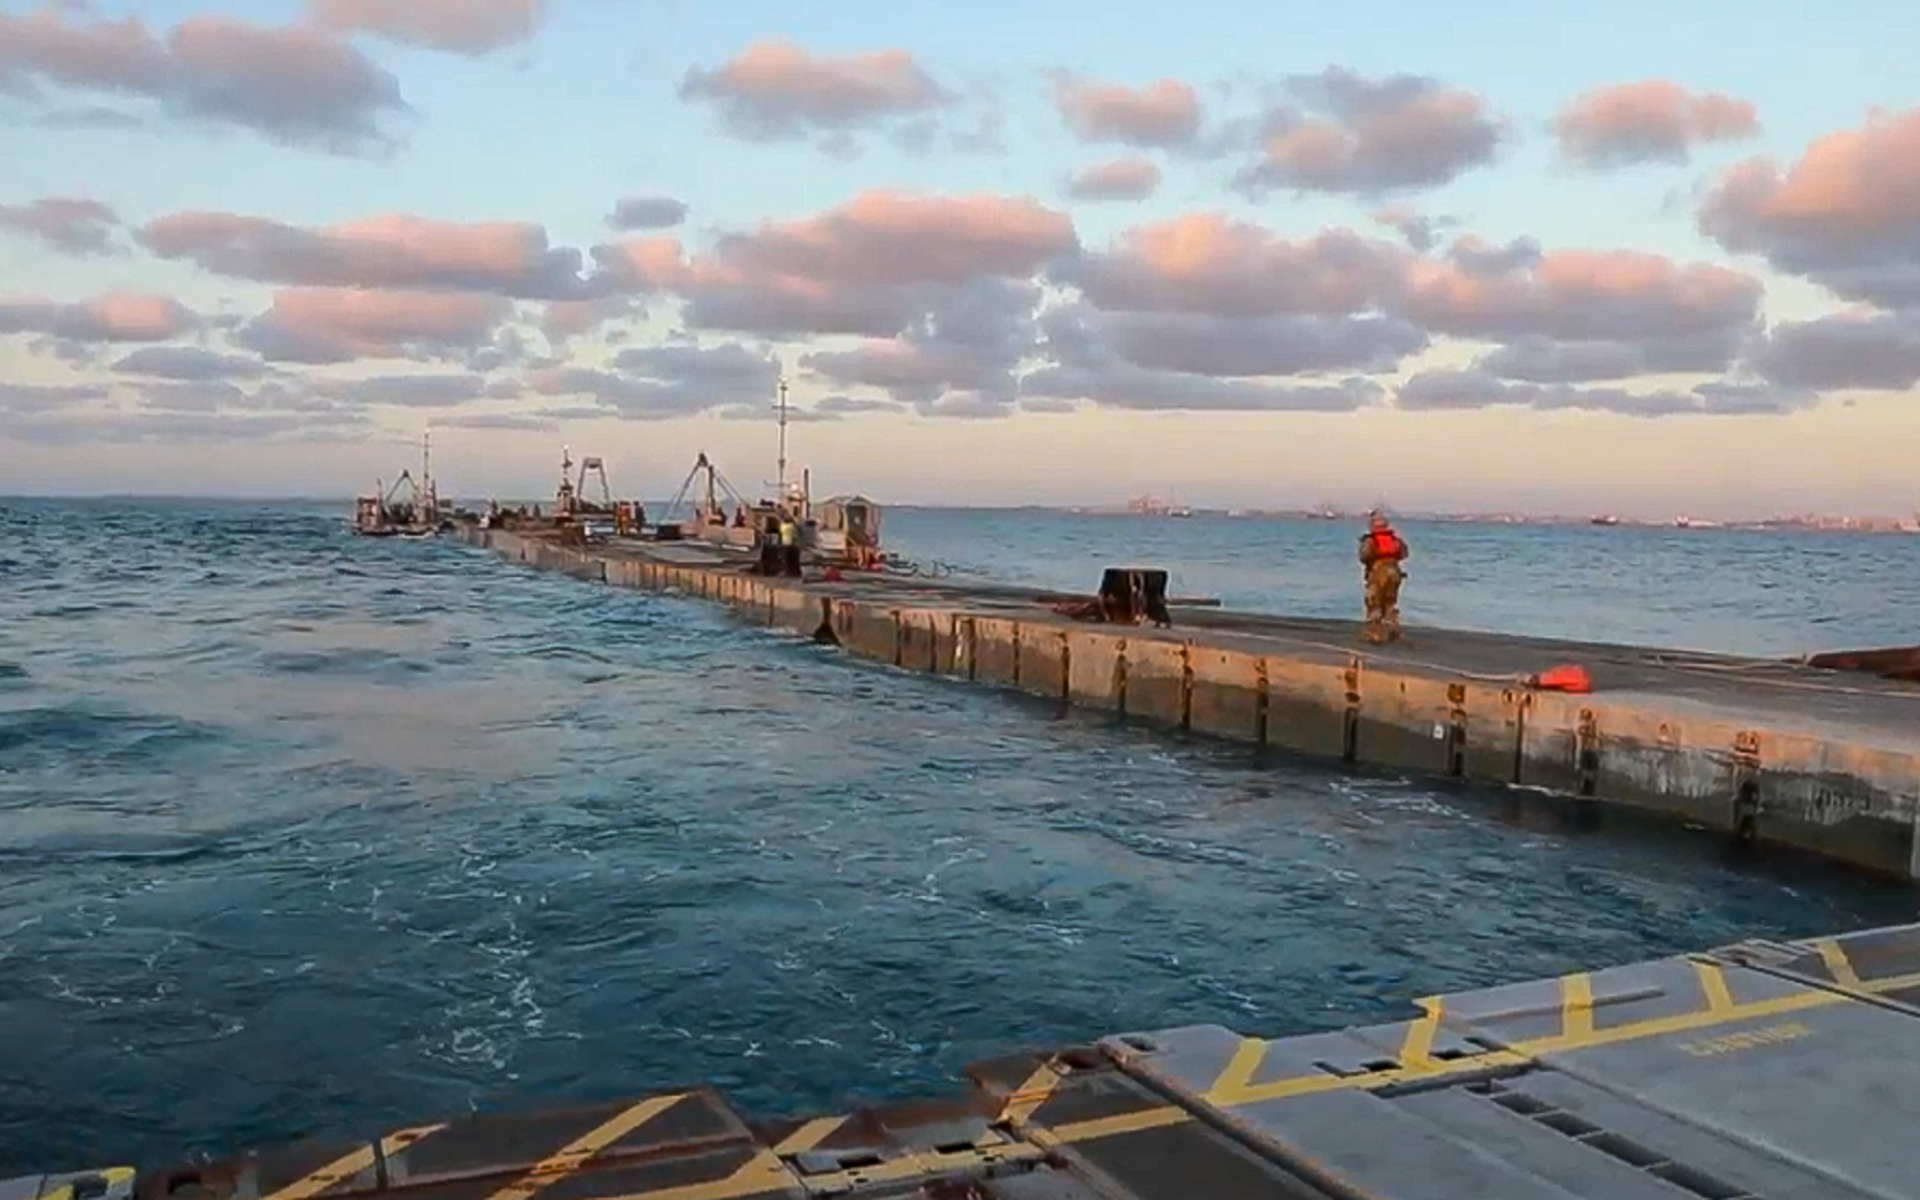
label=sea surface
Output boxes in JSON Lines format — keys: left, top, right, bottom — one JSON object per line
{"left": 1, "top": 498, "right": 1915, "bottom": 1176}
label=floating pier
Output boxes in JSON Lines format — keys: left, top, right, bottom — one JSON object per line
{"left": 456, "top": 525, "right": 1920, "bottom": 881}
{"left": 17, "top": 921, "right": 1920, "bottom": 1197}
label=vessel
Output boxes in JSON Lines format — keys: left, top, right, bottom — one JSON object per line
{"left": 351, "top": 434, "right": 447, "bottom": 537}
{"left": 659, "top": 376, "right": 886, "bottom": 569}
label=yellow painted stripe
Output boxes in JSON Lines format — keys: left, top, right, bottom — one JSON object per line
{"left": 771, "top": 1116, "right": 847, "bottom": 1157}
{"left": 1560, "top": 973, "right": 1594, "bottom": 1038}
{"left": 1398, "top": 998, "right": 1443, "bottom": 1070}
{"left": 1814, "top": 938, "right": 1864, "bottom": 988}
{"left": 482, "top": 1095, "right": 686, "bottom": 1200}
{"left": 261, "top": 1125, "right": 447, "bottom": 1200}
{"left": 1039, "top": 965, "right": 1920, "bottom": 1150}
{"left": 1028, "top": 1103, "right": 1192, "bottom": 1148}
{"left": 1205, "top": 1037, "right": 1270, "bottom": 1101}
{"left": 1692, "top": 960, "right": 1736, "bottom": 1013}
{"left": 995, "top": 1060, "right": 1065, "bottom": 1126}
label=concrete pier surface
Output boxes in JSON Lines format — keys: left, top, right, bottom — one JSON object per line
{"left": 17, "top": 920, "right": 1920, "bottom": 1198}
{"left": 455, "top": 525, "right": 1920, "bottom": 880}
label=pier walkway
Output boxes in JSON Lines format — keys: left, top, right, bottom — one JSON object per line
{"left": 460, "top": 526, "right": 1920, "bottom": 881}
{"left": 14, "top": 921, "right": 1920, "bottom": 1198}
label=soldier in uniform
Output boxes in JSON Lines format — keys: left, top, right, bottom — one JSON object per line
{"left": 1358, "top": 511, "right": 1409, "bottom": 644}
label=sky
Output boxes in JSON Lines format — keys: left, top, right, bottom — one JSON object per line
{"left": 0, "top": 0, "right": 1916, "bottom": 519}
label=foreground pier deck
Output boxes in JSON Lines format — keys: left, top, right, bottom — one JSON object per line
{"left": 457, "top": 525, "right": 1920, "bottom": 880}
{"left": 18, "top": 922, "right": 1920, "bottom": 1197}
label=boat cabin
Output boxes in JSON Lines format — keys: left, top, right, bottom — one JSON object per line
{"left": 814, "top": 494, "right": 883, "bottom": 565}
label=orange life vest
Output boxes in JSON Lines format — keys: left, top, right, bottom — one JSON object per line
{"left": 1369, "top": 529, "right": 1401, "bottom": 557}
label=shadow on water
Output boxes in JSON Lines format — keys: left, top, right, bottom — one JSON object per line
{"left": 0, "top": 499, "right": 1915, "bottom": 1175}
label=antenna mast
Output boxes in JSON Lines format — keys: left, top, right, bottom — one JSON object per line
{"left": 774, "top": 373, "right": 790, "bottom": 497}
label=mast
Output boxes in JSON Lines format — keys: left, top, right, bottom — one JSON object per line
{"left": 773, "top": 372, "right": 790, "bottom": 499}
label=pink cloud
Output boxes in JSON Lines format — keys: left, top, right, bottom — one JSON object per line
{"left": 1399, "top": 244, "right": 1762, "bottom": 342}
{"left": 232, "top": 288, "right": 512, "bottom": 363}
{"left": 1069, "top": 213, "right": 1403, "bottom": 317}
{"left": 0, "top": 7, "right": 405, "bottom": 154}
{"left": 1050, "top": 76, "right": 1201, "bottom": 148}
{"left": 1699, "top": 107, "right": 1920, "bottom": 307}
{"left": 1555, "top": 80, "right": 1759, "bottom": 168}
{"left": 0, "top": 292, "right": 196, "bottom": 341}
{"left": 0, "top": 196, "right": 121, "bottom": 255}
{"left": 138, "top": 210, "right": 588, "bottom": 298}
{"left": 1064, "top": 158, "right": 1162, "bottom": 202}
{"left": 306, "top": 0, "right": 546, "bottom": 55}
{"left": 1236, "top": 67, "right": 1503, "bottom": 195}
{"left": 679, "top": 41, "right": 953, "bottom": 141}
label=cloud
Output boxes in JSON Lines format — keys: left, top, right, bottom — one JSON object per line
{"left": 815, "top": 394, "right": 906, "bottom": 415}
{"left": 1019, "top": 298, "right": 1401, "bottom": 414}
{"left": 1065, "top": 213, "right": 1404, "bottom": 317}
{"left": 1747, "top": 309, "right": 1920, "bottom": 391}
{"left": 678, "top": 42, "right": 954, "bottom": 147}
{"left": 1399, "top": 237, "right": 1763, "bottom": 344}
{"left": 0, "top": 7, "right": 407, "bottom": 155}
{"left": 431, "top": 412, "right": 562, "bottom": 432}
{"left": 0, "top": 382, "right": 109, "bottom": 415}
{"left": 653, "top": 190, "right": 1077, "bottom": 344}
{"left": 1474, "top": 333, "right": 1743, "bottom": 383}
{"left": 1554, "top": 80, "right": 1759, "bottom": 169}
{"left": 306, "top": 0, "right": 546, "bottom": 56}
{"left": 1023, "top": 361, "right": 1388, "bottom": 413}
{"left": 231, "top": 288, "right": 512, "bottom": 363}
{"left": 523, "top": 340, "right": 781, "bottom": 420}
{"left": 1051, "top": 208, "right": 1772, "bottom": 407}
{"left": 1234, "top": 67, "right": 1503, "bottom": 196}
{"left": 540, "top": 296, "right": 642, "bottom": 344}
{"left": 314, "top": 372, "right": 491, "bottom": 407}
{"left": 1396, "top": 369, "right": 1812, "bottom": 417}
{"left": 1049, "top": 75, "right": 1201, "bottom": 148}
{"left": 112, "top": 345, "right": 269, "bottom": 380}
{"left": 137, "top": 210, "right": 593, "bottom": 299}
{"left": 1064, "top": 158, "right": 1161, "bottom": 202}
{"left": 0, "top": 196, "right": 122, "bottom": 255}
{"left": 1698, "top": 107, "right": 1920, "bottom": 308}
{"left": 607, "top": 195, "right": 688, "bottom": 231}
{"left": 0, "top": 293, "right": 197, "bottom": 341}
{"left": 1371, "top": 205, "right": 1458, "bottom": 253}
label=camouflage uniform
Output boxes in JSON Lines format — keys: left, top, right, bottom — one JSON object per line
{"left": 1358, "top": 514, "right": 1408, "bottom": 644}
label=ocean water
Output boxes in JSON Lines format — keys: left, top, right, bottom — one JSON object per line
{"left": 1, "top": 498, "right": 1915, "bottom": 1176}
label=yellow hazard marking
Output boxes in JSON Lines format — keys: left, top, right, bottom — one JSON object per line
{"left": 259, "top": 1125, "right": 448, "bottom": 1200}
{"left": 481, "top": 1094, "right": 687, "bottom": 1200}
{"left": 1398, "top": 998, "right": 1443, "bottom": 1070}
{"left": 995, "top": 1060, "right": 1066, "bottom": 1127}
{"left": 770, "top": 1116, "right": 846, "bottom": 1156}
{"left": 1025, "top": 1103, "right": 1192, "bottom": 1151}
{"left": 1560, "top": 973, "right": 1594, "bottom": 1038}
{"left": 1206, "top": 1037, "right": 1270, "bottom": 1100}
{"left": 1129, "top": 967, "right": 1920, "bottom": 1121}
{"left": 1675, "top": 1020, "right": 1812, "bottom": 1059}
{"left": 1814, "top": 938, "right": 1864, "bottom": 988}
{"left": 39, "top": 1167, "right": 136, "bottom": 1200}
{"left": 1692, "top": 960, "right": 1735, "bottom": 1014}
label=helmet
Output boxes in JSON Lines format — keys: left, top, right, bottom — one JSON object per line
{"left": 1368, "top": 510, "right": 1390, "bottom": 530}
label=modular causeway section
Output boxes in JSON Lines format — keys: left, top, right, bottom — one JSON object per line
{"left": 457, "top": 525, "right": 1920, "bottom": 880}
{"left": 16, "top": 921, "right": 1920, "bottom": 1198}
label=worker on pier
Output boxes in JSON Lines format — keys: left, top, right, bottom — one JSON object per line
{"left": 1358, "top": 511, "right": 1408, "bottom": 644}
{"left": 779, "top": 512, "right": 801, "bottom": 576}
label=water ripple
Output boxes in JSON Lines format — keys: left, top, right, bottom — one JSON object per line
{"left": 0, "top": 497, "right": 1912, "bottom": 1176}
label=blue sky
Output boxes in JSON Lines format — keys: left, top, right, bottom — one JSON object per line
{"left": 1, "top": 0, "right": 1916, "bottom": 517}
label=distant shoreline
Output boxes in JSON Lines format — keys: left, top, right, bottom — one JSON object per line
{"left": 2, "top": 495, "right": 1915, "bottom": 533}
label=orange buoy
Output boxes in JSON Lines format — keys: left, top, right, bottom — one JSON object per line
{"left": 1529, "top": 664, "right": 1593, "bottom": 693}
